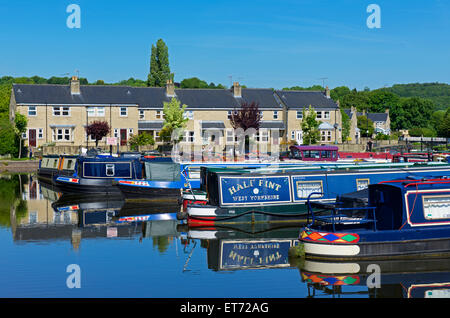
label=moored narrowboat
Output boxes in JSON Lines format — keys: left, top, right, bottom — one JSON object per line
{"left": 182, "top": 162, "right": 450, "bottom": 226}
{"left": 299, "top": 176, "right": 450, "bottom": 260}
{"left": 37, "top": 154, "right": 78, "bottom": 185}
{"left": 54, "top": 154, "right": 143, "bottom": 194}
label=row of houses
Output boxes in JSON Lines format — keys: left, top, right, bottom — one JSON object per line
{"left": 9, "top": 76, "right": 391, "bottom": 151}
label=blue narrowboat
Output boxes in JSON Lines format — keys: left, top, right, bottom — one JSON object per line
{"left": 115, "top": 158, "right": 333, "bottom": 199}
{"left": 182, "top": 162, "right": 450, "bottom": 226}
{"left": 54, "top": 154, "right": 143, "bottom": 194}
{"left": 299, "top": 176, "right": 450, "bottom": 260}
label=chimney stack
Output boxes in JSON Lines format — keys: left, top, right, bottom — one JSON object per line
{"left": 325, "top": 86, "right": 330, "bottom": 99}
{"left": 166, "top": 79, "right": 175, "bottom": 97}
{"left": 70, "top": 76, "right": 80, "bottom": 95}
{"left": 232, "top": 82, "right": 241, "bottom": 98}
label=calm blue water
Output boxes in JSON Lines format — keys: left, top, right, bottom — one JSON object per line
{"left": 1, "top": 174, "right": 449, "bottom": 299}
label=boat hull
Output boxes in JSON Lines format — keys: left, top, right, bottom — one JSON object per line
{"left": 300, "top": 229, "right": 450, "bottom": 260}
{"left": 118, "top": 183, "right": 181, "bottom": 199}
{"left": 183, "top": 203, "right": 311, "bottom": 226}
{"left": 54, "top": 176, "right": 121, "bottom": 194}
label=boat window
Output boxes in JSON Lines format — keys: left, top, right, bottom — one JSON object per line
{"left": 144, "top": 162, "right": 181, "bottom": 181}
{"left": 356, "top": 179, "right": 370, "bottom": 191}
{"left": 423, "top": 195, "right": 450, "bottom": 220}
{"left": 320, "top": 151, "right": 333, "bottom": 159}
{"left": 303, "top": 151, "right": 320, "bottom": 159}
{"left": 296, "top": 181, "right": 323, "bottom": 199}
{"left": 66, "top": 159, "right": 73, "bottom": 170}
{"left": 290, "top": 148, "right": 301, "bottom": 159}
{"left": 188, "top": 167, "right": 200, "bottom": 179}
{"left": 106, "top": 164, "right": 115, "bottom": 176}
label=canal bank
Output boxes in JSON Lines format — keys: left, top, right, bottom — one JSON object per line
{"left": 0, "top": 160, "right": 38, "bottom": 173}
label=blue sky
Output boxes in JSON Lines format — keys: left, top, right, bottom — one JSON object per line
{"left": 0, "top": 0, "right": 448, "bottom": 90}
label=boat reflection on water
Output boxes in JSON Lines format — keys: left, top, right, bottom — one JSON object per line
{"left": 293, "top": 257, "right": 450, "bottom": 298}
{"left": 178, "top": 223, "right": 305, "bottom": 271}
{"left": 10, "top": 176, "right": 182, "bottom": 250}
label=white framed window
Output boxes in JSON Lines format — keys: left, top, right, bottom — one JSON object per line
{"left": 113, "top": 129, "right": 119, "bottom": 138}
{"left": 317, "top": 111, "right": 322, "bottom": 119}
{"left": 53, "top": 106, "right": 70, "bottom": 116}
{"left": 321, "top": 130, "right": 332, "bottom": 142}
{"left": 260, "top": 129, "right": 269, "bottom": 143}
{"left": 22, "top": 131, "right": 28, "bottom": 139}
{"left": 183, "top": 131, "right": 194, "bottom": 143}
{"left": 106, "top": 164, "right": 115, "bottom": 177}
{"left": 356, "top": 179, "right": 370, "bottom": 191}
{"left": 139, "top": 110, "right": 145, "bottom": 120}
{"left": 291, "top": 131, "right": 295, "bottom": 139}
{"left": 120, "top": 107, "right": 128, "bottom": 117}
{"left": 29, "top": 211, "right": 38, "bottom": 224}
{"left": 87, "top": 107, "right": 95, "bottom": 117}
{"left": 323, "top": 111, "right": 330, "bottom": 119}
{"left": 128, "top": 128, "right": 134, "bottom": 136}
{"left": 156, "top": 110, "right": 164, "bottom": 119}
{"left": 226, "top": 129, "right": 234, "bottom": 143}
{"left": 38, "top": 128, "right": 43, "bottom": 139}
{"left": 28, "top": 106, "right": 37, "bottom": 116}
{"left": 296, "top": 181, "right": 323, "bottom": 199}
{"left": 296, "top": 111, "right": 302, "bottom": 119}
{"left": 87, "top": 107, "right": 105, "bottom": 117}
{"left": 423, "top": 195, "right": 450, "bottom": 219}
{"left": 52, "top": 128, "right": 72, "bottom": 142}
{"left": 259, "top": 111, "right": 263, "bottom": 119}
{"left": 273, "top": 111, "right": 278, "bottom": 119}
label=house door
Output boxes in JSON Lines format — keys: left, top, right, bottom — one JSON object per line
{"left": 29, "top": 129, "right": 37, "bottom": 147}
{"left": 120, "top": 129, "right": 127, "bottom": 146}
{"left": 295, "top": 130, "right": 303, "bottom": 145}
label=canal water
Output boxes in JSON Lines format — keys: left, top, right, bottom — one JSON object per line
{"left": 1, "top": 174, "right": 449, "bottom": 299}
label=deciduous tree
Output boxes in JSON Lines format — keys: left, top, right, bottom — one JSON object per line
{"left": 85, "top": 121, "right": 110, "bottom": 147}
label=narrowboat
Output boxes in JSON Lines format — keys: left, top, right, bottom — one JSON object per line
{"left": 178, "top": 223, "right": 301, "bottom": 271}
{"left": 52, "top": 193, "right": 180, "bottom": 231}
{"left": 181, "top": 162, "right": 450, "bottom": 226}
{"left": 299, "top": 176, "right": 450, "bottom": 260}
{"left": 54, "top": 154, "right": 143, "bottom": 194}
{"left": 296, "top": 257, "right": 450, "bottom": 298}
{"left": 116, "top": 157, "right": 332, "bottom": 200}
{"left": 283, "top": 145, "right": 392, "bottom": 163}
{"left": 37, "top": 154, "right": 78, "bottom": 185}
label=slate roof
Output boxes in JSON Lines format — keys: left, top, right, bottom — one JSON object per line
{"left": 12, "top": 84, "right": 284, "bottom": 110}
{"left": 260, "top": 121, "right": 285, "bottom": 129}
{"left": 138, "top": 121, "right": 164, "bottom": 130}
{"left": 274, "top": 90, "right": 338, "bottom": 109}
{"left": 174, "top": 89, "right": 238, "bottom": 109}
{"left": 239, "top": 88, "right": 281, "bottom": 109}
{"left": 13, "top": 84, "right": 140, "bottom": 105}
{"left": 344, "top": 109, "right": 388, "bottom": 122}
{"left": 201, "top": 121, "right": 226, "bottom": 129}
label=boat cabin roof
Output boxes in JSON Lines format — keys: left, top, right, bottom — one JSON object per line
{"left": 290, "top": 145, "right": 338, "bottom": 151}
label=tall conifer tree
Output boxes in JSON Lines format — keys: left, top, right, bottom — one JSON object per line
{"left": 147, "top": 39, "right": 173, "bottom": 87}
